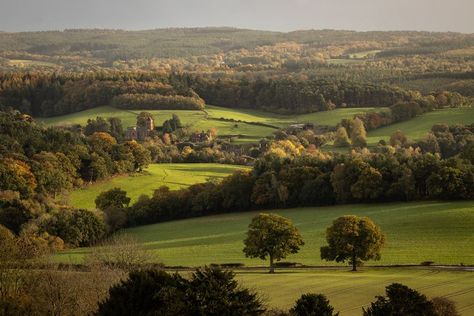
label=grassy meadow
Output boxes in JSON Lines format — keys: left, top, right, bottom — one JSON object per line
{"left": 58, "top": 200, "right": 474, "bottom": 267}
{"left": 39, "top": 105, "right": 383, "bottom": 143}
{"left": 67, "top": 163, "right": 247, "bottom": 209}
{"left": 367, "top": 107, "right": 474, "bottom": 145}
{"left": 39, "top": 105, "right": 473, "bottom": 147}
{"left": 57, "top": 200, "right": 474, "bottom": 315}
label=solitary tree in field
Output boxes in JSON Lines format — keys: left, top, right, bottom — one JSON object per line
{"left": 320, "top": 215, "right": 384, "bottom": 271}
{"left": 243, "top": 213, "right": 304, "bottom": 273}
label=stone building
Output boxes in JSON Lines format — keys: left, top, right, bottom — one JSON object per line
{"left": 125, "top": 115, "right": 155, "bottom": 141}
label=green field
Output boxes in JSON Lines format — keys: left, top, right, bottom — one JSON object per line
{"left": 367, "top": 107, "right": 474, "bottom": 145}
{"left": 234, "top": 268, "right": 474, "bottom": 315}
{"left": 58, "top": 200, "right": 474, "bottom": 267}
{"left": 39, "top": 105, "right": 383, "bottom": 143}
{"left": 57, "top": 200, "right": 474, "bottom": 315}
{"left": 39, "top": 105, "right": 474, "bottom": 146}
{"left": 67, "top": 163, "right": 247, "bottom": 209}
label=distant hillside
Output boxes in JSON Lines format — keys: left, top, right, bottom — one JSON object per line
{"left": 1, "top": 28, "right": 473, "bottom": 60}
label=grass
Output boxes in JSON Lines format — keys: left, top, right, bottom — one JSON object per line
{"left": 38, "top": 104, "right": 473, "bottom": 146}
{"left": 39, "top": 106, "right": 205, "bottom": 128}
{"left": 8, "top": 59, "right": 59, "bottom": 68}
{"left": 57, "top": 200, "right": 474, "bottom": 267}
{"left": 67, "top": 163, "right": 248, "bottom": 209}
{"left": 39, "top": 105, "right": 383, "bottom": 143}
{"left": 234, "top": 268, "right": 474, "bottom": 315}
{"left": 206, "top": 105, "right": 387, "bottom": 128}
{"left": 367, "top": 107, "right": 474, "bottom": 145}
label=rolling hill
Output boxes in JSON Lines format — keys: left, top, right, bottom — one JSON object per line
{"left": 58, "top": 200, "right": 474, "bottom": 267}
{"left": 38, "top": 105, "right": 383, "bottom": 143}
{"left": 67, "top": 163, "right": 247, "bottom": 209}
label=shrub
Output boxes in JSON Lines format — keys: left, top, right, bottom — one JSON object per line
{"left": 290, "top": 293, "right": 339, "bottom": 316}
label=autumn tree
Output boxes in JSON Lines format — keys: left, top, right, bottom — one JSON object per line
{"left": 0, "top": 158, "right": 37, "bottom": 198}
{"left": 389, "top": 130, "right": 408, "bottom": 147}
{"left": 320, "top": 215, "right": 385, "bottom": 271}
{"left": 350, "top": 118, "right": 367, "bottom": 148}
{"left": 334, "top": 126, "right": 351, "bottom": 147}
{"left": 243, "top": 213, "right": 304, "bottom": 273}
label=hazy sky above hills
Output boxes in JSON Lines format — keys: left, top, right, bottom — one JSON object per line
{"left": 1, "top": 0, "right": 473, "bottom": 33}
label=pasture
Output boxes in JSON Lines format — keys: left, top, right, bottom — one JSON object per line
{"left": 367, "top": 107, "right": 474, "bottom": 145}
{"left": 58, "top": 200, "right": 474, "bottom": 267}
{"left": 39, "top": 105, "right": 383, "bottom": 142}
{"left": 67, "top": 163, "right": 247, "bottom": 209}
{"left": 235, "top": 268, "right": 474, "bottom": 315}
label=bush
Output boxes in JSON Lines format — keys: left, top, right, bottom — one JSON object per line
{"left": 290, "top": 293, "right": 339, "bottom": 316}
{"left": 431, "top": 297, "right": 459, "bottom": 316}
{"left": 210, "top": 263, "right": 245, "bottom": 268}
{"left": 420, "top": 261, "right": 434, "bottom": 266}
{"left": 274, "top": 262, "right": 302, "bottom": 268}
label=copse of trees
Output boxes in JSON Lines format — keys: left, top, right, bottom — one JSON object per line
{"left": 39, "top": 208, "right": 106, "bottom": 247}
{"left": 111, "top": 93, "right": 205, "bottom": 110}
{"left": 243, "top": 213, "right": 304, "bottom": 273}
{"left": 85, "top": 116, "right": 124, "bottom": 140}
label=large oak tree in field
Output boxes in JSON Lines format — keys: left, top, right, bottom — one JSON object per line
{"left": 320, "top": 215, "right": 385, "bottom": 271}
{"left": 243, "top": 213, "right": 304, "bottom": 273}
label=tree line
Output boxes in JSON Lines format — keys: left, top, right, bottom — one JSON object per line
{"left": 123, "top": 136, "right": 473, "bottom": 227}
{"left": 0, "top": 72, "right": 200, "bottom": 116}
{"left": 188, "top": 75, "right": 417, "bottom": 113}
{"left": 0, "top": 71, "right": 470, "bottom": 120}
